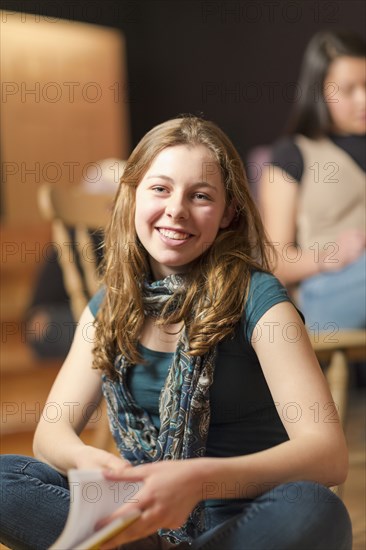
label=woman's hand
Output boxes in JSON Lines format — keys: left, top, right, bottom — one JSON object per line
{"left": 73, "top": 445, "right": 132, "bottom": 472}
{"left": 321, "top": 228, "right": 366, "bottom": 271}
{"left": 96, "top": 459, "right": 204, "bottom": 549}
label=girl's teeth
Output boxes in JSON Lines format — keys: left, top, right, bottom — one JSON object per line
{"left": 159, "top": 229, "right": 190, "bottom": 240}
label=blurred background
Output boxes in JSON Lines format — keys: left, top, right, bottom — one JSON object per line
{"left": 0, "top": 1, "right": 365, "bottom": 548}
{"left": 2, "top": 0, "right": 366, "bottom": 179}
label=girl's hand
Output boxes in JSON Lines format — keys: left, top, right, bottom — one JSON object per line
{"left": 73, "top": 445, "right": 131, "bottom": 472}
{"left": 321, "top": 228, "right": 366, "bottom": 271}
{"left": 96, "top": 459, "right": 204, "bottom": 549}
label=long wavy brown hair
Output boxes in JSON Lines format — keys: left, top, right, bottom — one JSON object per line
{"left": 93, "top": 116, "right": 273, "bottom": 376}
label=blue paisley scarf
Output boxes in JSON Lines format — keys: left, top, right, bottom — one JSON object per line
{"left": 101, "top": 274, "right": 216, "bottom": 544}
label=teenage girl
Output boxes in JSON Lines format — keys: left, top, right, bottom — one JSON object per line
{"left": 1, "top": 116, "right": 351, "bottom": 550}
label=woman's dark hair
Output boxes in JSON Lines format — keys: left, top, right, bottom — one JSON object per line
{"left": 286, "top": 30, "right": 365, "bottom": 138}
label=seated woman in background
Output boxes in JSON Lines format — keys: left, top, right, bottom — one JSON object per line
{"left": 259, "top": 30, "right": 365, "bottom": 332}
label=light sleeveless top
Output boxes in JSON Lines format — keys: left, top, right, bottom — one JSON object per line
{"left": 295, "top": 135, "right": 365, "bottom": 250}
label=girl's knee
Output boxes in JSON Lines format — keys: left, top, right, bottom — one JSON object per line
{"left": 0, "top": 454, "right": 66, "bottom": 487}
{"left": 270, "top": 481, "right": 349, "bottom": 517}
{"left": 1, "top": 455, "right": 30, "bottom": 506}
{"left": 0, "top": 454, "right": 29, "bottom": 477}
{"left": 268, "top": 481, "right": 352, "bottom": 548}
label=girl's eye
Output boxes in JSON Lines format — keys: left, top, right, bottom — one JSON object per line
{"left": 194, "top": 192, "right": 211, "bottom": 201}
{"left": 152, "top": 186, "right": 167, "bottom": 193}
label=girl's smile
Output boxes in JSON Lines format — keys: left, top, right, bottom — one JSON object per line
{"left": 135, "top": 144, "right": 234, "bottom": 280}
{"left": 156, "top": 227, "right": 193, "bottom": 244}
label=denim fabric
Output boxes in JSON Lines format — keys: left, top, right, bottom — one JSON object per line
{"left": 193, "top": 482, "right": 352, "bottom": 549}
{"left": 0, "top": 455, "right": 69, "bottom": 550}
{"left": 0, "top": 456, "right": 352, "bottom": 550}
{"left": 298, "top": 251, "right": 366, "bottom": 330}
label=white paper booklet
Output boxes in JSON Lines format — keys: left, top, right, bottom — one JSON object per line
{"left": 49, "top": 469, "right": 141, "bottom": 550}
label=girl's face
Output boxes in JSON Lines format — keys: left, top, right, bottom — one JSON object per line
{"left": 323, "top": 56, "right": 366, "bottom": 135}
{"left": 135, "top": 144, "right": 233, "bottom": 280}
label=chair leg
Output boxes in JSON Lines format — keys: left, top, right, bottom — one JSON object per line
{"left": 325, "top": 351, "right": 349, "bottom": 498}
{"left": 325, "top": 350, "right": 349, "bottom": 426}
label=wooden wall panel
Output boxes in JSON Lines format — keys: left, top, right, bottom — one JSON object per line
{"left": 1, "top": 12, "right": 130, "bottom": 224}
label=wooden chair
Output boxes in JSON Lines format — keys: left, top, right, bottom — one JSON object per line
{"left": 38, "top": 182, "right": 117, "bottom": 452}
{"left": 309, "top": 330, "right": 365, "bottom": 427}
{"left": 38, "top": 183, "right": 114, "bottom": 320}
{"left": 308, "top": 329, "right": 365, "bottom": 496}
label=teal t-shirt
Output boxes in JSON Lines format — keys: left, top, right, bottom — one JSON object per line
{"left": 89, "top": 271, "right": 297, "bottom": 457}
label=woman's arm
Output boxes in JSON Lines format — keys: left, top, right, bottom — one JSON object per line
{"left": 33, "top": 306, "right": 128, "bottom": 475}
{"left": 259, "top": 166, "right": 322, "bottom": 284}
{"left": 260, "top": 166, "right": 366, "bottom": 285}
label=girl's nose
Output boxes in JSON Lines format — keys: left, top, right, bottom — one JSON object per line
{"left": 165, "top": 194, "right": 189, "bottom": 219}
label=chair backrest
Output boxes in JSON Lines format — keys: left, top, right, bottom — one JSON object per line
{"left": 38, "top": 183, "right": 114, "bottom": 320}
{"left": 309, "top": 330, "right": 366, "bottom": 362}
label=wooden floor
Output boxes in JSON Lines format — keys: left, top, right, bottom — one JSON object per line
{"left": 342, "top": 386, "right": 366, "bottom": 550}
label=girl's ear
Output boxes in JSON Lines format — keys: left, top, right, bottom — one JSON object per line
{"left": 219, "top": 202, "right": 236, "bottom": 229}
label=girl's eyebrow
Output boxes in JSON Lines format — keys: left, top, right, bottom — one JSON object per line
{"left": 147, "top": 175, "right": 173, "bottom": 181}
{"left": 146, "top": 175, "right": 218, "bottom": 192}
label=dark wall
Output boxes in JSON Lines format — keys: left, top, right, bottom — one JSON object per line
{"left": 2, "top": 0, "right": 365, "bottom": 159}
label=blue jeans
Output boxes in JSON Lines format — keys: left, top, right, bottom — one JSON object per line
{"left": 0, "top": 455, "right": 352, "bottom": 550}
{"left": 298, "top": 252, "right": 366, "bottom": 330}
